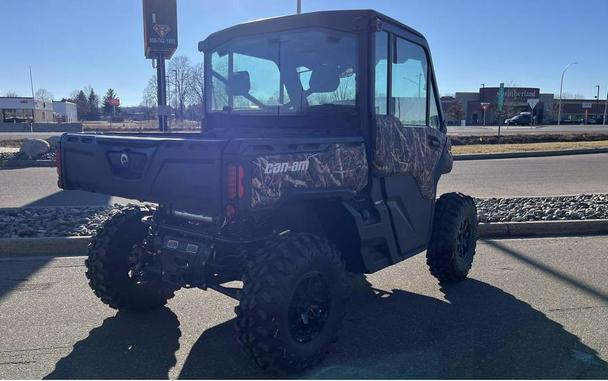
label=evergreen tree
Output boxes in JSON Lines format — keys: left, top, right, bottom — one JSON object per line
{"left": 102, "top": 88, "right": 120, "bottom": 116}
{"left": 73, "top": 90, "right": 89, "bottom": 121}
{"left": 87, "top": 89, "right": 100, "bottom": 120}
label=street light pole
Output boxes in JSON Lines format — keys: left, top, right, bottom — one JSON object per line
{"left": 297, "top": 0, "right": 301, "bottom": 14}
{"left": 595, "top": 85, "right": 600, "bottom": 122}
{"left": 603, "top": 89, "right": 608, "bottom": 126}
{"left": 29, "top": 65, "right": 35, "bottom": 134}
{"left": 557, "top": 61, "right": 578, "bottom": 125}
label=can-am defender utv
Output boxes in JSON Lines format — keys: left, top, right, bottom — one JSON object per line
{"left": 58, "top": 10, "right": 478, "bottom": 373}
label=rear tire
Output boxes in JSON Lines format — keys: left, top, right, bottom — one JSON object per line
{"left": 427, "top": 193, "right": 478, "bottom": 282}
{"left": 235, "top": 233, "right": 347, "bottom": 373}
{"left": 85, "top": 206, "right": 175, "bottom": 311}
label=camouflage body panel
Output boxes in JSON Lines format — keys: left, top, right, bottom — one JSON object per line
{"left": 444, "top": 136, "right": 454, "bottom": 173}
{"left": 372, "top": 115, "right": 447, "bottom": 199}
{"left": 251, "top": 143, "right": 368, "bottom": 209}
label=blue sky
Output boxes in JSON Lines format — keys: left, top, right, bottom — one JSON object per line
{"left": 1, "top": 0, "right": 607, "bottom": 106}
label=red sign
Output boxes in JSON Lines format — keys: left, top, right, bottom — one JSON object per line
{"left": 109, "top": 98, "right": 120, "bottom": 106}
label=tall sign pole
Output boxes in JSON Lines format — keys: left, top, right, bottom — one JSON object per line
{"left": 156, "top": 54, "right": 167, "bottom": 131}
{"left": 143, "top": 0, "right": 178, "bottom": 132}
{"left": 497, "top": 83, "right": 504, "bottom": 139}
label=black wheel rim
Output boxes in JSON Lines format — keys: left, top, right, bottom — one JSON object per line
{"left": 457, "top": 218, "right": 473, "bottom": 260}
{"left": 288, "top": 273, "right": 331, "bottom": 344}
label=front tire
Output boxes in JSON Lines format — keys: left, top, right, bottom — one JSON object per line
{"left": 85, "top": 205, "right": 175, "bottom": 311}
{"left": 427, "top": 193, "right": 478, "bottom": 282}
{"left": 235, "top": 233, "right": 347, "bottom": 373}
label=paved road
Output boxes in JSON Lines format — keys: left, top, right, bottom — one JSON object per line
{"left": 1, "top": 153, "right": 606, "bottom": 208}
{"left": 448, "top": 124, "right": 608, "bottom": 135}
{"left": 1, "top": 236, "right": 607, "bottom": 378}
{"left": 438, "top": 153, "right": 608, "bottom": 198}
{"left": 0, "top": 168, "right": 134, "bottom": 208}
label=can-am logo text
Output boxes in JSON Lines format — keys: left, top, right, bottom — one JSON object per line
{"left": 264, "top": 160, "right": 309, "bottom": 174}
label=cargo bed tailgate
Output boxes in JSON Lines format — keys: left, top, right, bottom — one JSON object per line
{"left": 59, "top": 134, "right": 228, "bottom": 216}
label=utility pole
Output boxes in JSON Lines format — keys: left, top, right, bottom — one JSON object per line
{"left": 557, "top": 61, "right": 577, "bottom": 125}
{"left": 297, "top": 0, "right": 301, "bottom": 14}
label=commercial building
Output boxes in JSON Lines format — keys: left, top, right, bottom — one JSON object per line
{"left": 52, "top": 101, "right": 78, "bottom": 122}
{"left": 0, "top": 97, "right": 78, "bottom": 123}
{"left": 0, "top": 97, "right": 54, "bottom": 123}
{"left": 441, "top": 87, "right": 607, "bottom": 125}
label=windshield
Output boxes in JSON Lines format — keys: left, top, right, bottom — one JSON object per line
{"left": 207, "top": 28, "right": 358, "bottom": 115}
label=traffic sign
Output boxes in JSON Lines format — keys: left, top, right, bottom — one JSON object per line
{"left": 527, "top": 98, "right": 539, "bottom": 110}
{"left": 498, "top": 83, "right": 505, "bottom": 112}
{"left": 481, "top": 102, "right": 491, "bottom": 110}
{"left": 582, "top": 102, "right": 593, "bottom": 109}
{"left": 109, "top": 98, "right": 120, "bottom": 107}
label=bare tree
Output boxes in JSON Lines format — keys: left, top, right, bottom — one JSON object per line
{"left": 141, "top": 75, "right": 158, "bottom": 120}
{"left": 142, "top": 75, "right": 157, "bottom": 106}
{"left": 35, "top": 88, "right": 54, "bottom": 102}
{"left": 4, "top": 91, "right": 19, "bottom": 97}
{"left": 168, "top": 55, "right": 192, "bottom": 119}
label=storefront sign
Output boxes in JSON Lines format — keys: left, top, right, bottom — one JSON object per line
{"left": 143, "top": 0, "right": 178, "bottom": 59}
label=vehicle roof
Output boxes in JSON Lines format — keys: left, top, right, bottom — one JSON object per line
{"left": 199, "top": 9, "right": 426, "bottom": 52}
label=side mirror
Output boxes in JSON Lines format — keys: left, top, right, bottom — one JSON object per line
{"left": 228, "top": 71, "right": 251, "bottom": 97}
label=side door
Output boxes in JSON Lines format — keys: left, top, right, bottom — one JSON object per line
{"left": 371, "top": 29, "right": 449, "bottom": 257}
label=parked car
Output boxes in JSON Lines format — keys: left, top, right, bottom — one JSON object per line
{"left": 505, "top": 114, "right": 531, "bottom": 126}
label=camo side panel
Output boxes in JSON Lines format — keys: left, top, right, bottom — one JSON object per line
{"left": 251, "top": 143, "right": 368, "bottom": 209}
{"left": 372, "top": 115, "right": 446, "bottom": 199}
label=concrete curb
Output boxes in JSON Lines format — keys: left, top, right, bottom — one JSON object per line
{"left": 0, "top": 159, "right": 55, "bottom": 169}
{"left": 1, "top": 219, "right": 607, "bottom": 257}
{"left": 478, "top": 219, "right": 608, "bottom": 238}
{"left": 454, "top": 147, "right": 608, "bottom": 161}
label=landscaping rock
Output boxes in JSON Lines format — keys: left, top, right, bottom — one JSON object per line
{"left": 20, "top": 139, "right": 50, "bottom": 159}
{"left": 0, "top": 194, "right": 606, "bottom": 238}
{"left": 475, "top": 194, "right": 608, "bottom": 223}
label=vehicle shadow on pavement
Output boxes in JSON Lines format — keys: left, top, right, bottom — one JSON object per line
{"left": 179, "top": 276, "right": 608, "bottom": 379}
{"left": 44, "top": 307, "right": 181, "bottom": 379}
{"left": 24, "top": 190, "right": 115, "bottom": 208}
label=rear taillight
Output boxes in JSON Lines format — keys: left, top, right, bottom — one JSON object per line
{"left": 226, "top": 163, "right": 245, "bottom": 200}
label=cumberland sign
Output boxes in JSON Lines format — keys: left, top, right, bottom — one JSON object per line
{"left": 481, "top": 87, "right": 540, "bottom": 104}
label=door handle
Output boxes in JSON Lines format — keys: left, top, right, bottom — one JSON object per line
{"left": 428, "top": 136, "right": 441, "bottom": 148}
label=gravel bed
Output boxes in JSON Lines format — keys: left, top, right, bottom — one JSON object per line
{"left": 0, "top": 195, "right": 607, "bottom": 238}
{"left": 0, "top": 150, "right": 56, "bottom": 161}
{"left": 476, "top": 194, "right": 608, "bottom": 223}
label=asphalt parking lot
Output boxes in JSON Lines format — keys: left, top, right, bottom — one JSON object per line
{"left": 1, "top": 236, "right": 607, "bottom": 379}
